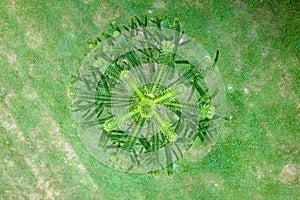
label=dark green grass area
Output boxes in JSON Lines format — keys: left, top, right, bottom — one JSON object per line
{"left": 0, "top": 0, "right": 299, "bottom": 199}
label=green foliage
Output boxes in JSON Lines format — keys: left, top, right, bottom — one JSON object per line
{"left": 71, "top": 15, "right": 221, "bottom": 177}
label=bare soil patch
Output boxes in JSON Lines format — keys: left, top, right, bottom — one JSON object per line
{"left": 24, "top": 29, "right": 43, "bottom": 49}
{"left": 153, "top": 0, "right": 166, "bottom": 9}
{"left": 279, "top": 164, "right": 298, "bottom": 185}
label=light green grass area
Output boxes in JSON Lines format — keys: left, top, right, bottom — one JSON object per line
{"left": 0, "top": 0, "right": 299, "bottom": 199}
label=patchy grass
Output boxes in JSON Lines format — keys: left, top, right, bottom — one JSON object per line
{"left": 0, "top": 0, "right": 299, "bottom": 199}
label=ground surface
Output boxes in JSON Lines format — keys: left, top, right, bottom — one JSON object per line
{"left": 0, "top": 0, "right": 299, "bottom": 199}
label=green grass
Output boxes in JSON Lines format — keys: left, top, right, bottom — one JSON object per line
{"left": 1, "top": 0, "right": 299, "bottom": 199}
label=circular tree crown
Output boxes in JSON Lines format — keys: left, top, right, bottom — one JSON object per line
{"left": 71, "top": 16, "right": 226, "bottom": 177}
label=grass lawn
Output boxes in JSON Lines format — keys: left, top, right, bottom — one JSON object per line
{"left": 0, "top": 0, "right": 299, "bottom": 199}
